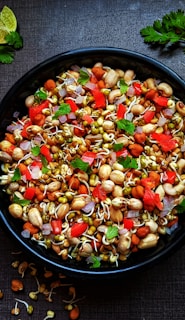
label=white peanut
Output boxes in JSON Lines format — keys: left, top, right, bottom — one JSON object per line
{"left": 9, "top": 203, "right": 23, "bottom": 219}
{"left": 163, "top": 182, "right": 185, "bottom": 196}
{"left": 108, "top": 89, "right": 122, "bottom": 103}
{"left": 157, "top": 82, "right": 173, "bottom": 97}
{"left": 28, "top": 207, "right": 43, "bottom": 229}
{"left": 47, "top": 181, "right": 61, "bottom": 192}
{"left": 71, "top": 197, "right": 86, "bottom": 210}
{"left": 98, "top": 164, "right": 112, "bottom": 180}
{"left": 124, "top": 69, "right": 135, "bottom": 84}
{"left": 109, "top": 205, "right": 123, "bottom": 222}
{"left": 110, "top": 170, "right": 125, "bottom": 185}
{"left": 118, "top": 232, "right": 131, "bottom": 253}
{"left": 131, "top": 104, "right": 145, "bottom": 115}
{"left": 104, "top": 69, "right": 119, "bottom": 88}
{"left": 101, "top": 180, "right": 115, "bottom": 193}
{"left": 138, "top": 233, "right": 159, "bottom": 249}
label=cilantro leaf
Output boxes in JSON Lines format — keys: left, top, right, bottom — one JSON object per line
{"left": 71, "top": 158, "right": 90, "bottom": 172}
{"left": 106, "top": 226, "right": 119, "bottom": 240}
{"left": 52, "top": 103, "right": 71, "bottom": 119}
{"left": 118, "top": 156, "right": 138, "bottom": 169}
{"left": 0, "top": 45, "right": 14, "bottom": 64}
{"left": 5, "top": 31, "right": 23, "bottom": 49}
{"left": 31, "top": 146, "right": 40, "bottom": 156}
{"left": 113, "top": 143, "right": 124, "bottom": 152}
{"left": 116, "top": 119, "right": 135, "bottom": 135}
{"left": 86, "top": 256, "right": 101, "bottom": 268}
{"left": 11, "top": 168, "right": 21, "bottom": 181}
{"left": 34, "top": 90, "right": 47, "bottom": 101}
{"left": 13, "top": 194, "right": 30, "bottom": 206}
{"left": 40, "top": 154, "right": 49, "bottom": 173}
{"left": 77, "top": 69, "right": 90, "bottom": 85}
{"left": 119, "top": 79, "right": 128, "bottom": 94}
{"left": 140, "top": 10, "right": 185, "bottom": 53}
{"left": 176, "top": 198, "right": 185, "bottom": 214}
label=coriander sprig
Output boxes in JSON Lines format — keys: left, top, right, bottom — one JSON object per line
{"left": 140, "top": 9, "right": 185, "bottom": 53}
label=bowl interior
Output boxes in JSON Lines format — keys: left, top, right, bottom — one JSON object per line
{"left": 0, "top": 47, "right": 185, "bottom": 279}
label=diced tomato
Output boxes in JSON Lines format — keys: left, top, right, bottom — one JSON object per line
{"left": 92, "top": 184, "right": 107, "bottom": 201}
{"left": 74, "top": 124, "right": 86, "bottom": 137}
{"left": 123, "top": 218, "right": 134, "bottom": 230}
{"left": 51, "top": 219, "right": 62, "bottom": 235}
{"left": 71, "top": 222, "right": 88, "bottom": 237}
{"left": 140, "top": 177, "right": 156, "bottom": 189}
{"left": 29, "top": 100, "right": 49, "bottom": 122}
{"left": 133, "top": 82, "right": 142, "bottom": 95}
{"left": 24, "top": 187, "right": 36, "bottom": 200}
{"left": 65, "top": 99, "right": 79, "bottom": 112}
{"left": 145, "top": 89, "right": 157, "bottom": 101}
{"left": 116, "top": 148, "right": 129, "bottom": 158}
{"left": 21, "top": 120, "right": 32, "bottom": 138}
{"left": 151, "top": 132, "right": 177, "bottom": 152}
{"left": 165, "top": 171, "right": 176, "bottom": 184}
{"left": 81, "top": 151, "right": 97, "bottom": 165}
{"left": 117, "top": 104, "right": 127, "bottom": 119}
{"left": 143, "top": 110, "right": 155, "bottom": 123}
{"left": 91, "top": 89, "right": 106, "bottom": 109}
{"left": 82, "top": 114, "right": 94, "bottom": 124}
{"left": 153, "top": 96, "right": 168, "bottom": 107}
{"left": 31, "top": 160, "right": 42, "bottom": 169}
{"left": 143, "top": 188, "right": 163, "bottom": 211}
{"left": 40, "top": 145, "right": 52, "bottom": 162}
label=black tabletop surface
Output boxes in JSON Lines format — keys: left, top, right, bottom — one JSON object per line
{"left": 0, "top": 1, "right": 185, "bottom": 319}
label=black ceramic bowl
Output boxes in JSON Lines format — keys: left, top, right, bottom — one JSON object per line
{"left": 0, "top": 47, "right": 185, "bottom": 280}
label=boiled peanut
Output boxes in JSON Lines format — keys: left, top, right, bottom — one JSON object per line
{"left": 47, "top": 181, "right": 61, "bottom": 192}
{"left": 57, "top": 203, "right": 70, "bottom": 220}
{"left": 98, "top": 164, "right": 112, "bottom": 180}
{"left": 9, "top": 203, "right": 23, "bottom": 219}
{"left": 71, "top": 197, "right": 86, "bottom": 210}
{"left": 136, "top": 226, "right": 150, "bottom": 238}
{"left": 138, "top": 233, "right": 159, "bottom": 249}
{"left": 109, "top": 205, "right": 123, "bottom": 222}
{"left": 28, "top": 207, "right": 43, "bottom": 229}
{"left": 110, "top": 170, "right": 125, "bottom": 184}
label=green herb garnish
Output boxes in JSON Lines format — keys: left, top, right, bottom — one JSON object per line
{"left": 40, "top": 154, "right": 49, "bottom": 173}
{"left": 31, "top": 146, "right": 40, "bottom": 156}
{"left": 34, "top": 90, "right": 47, "bottom": 101}
{"left": 71, "top": 158, "right": 90, "bottom": 172}
{"left": 13, "top": 194, "right": 30, "bottom": 206}
{"left": 116, "top": 119, "right": 135, "bottom": 135}
{"left": 52, "top": 103, "right": 71, "bottom": 119}
{"left": 119, "top": 79, "right": 128, "bottom": 94}
{"left": 113, "top": 143, "right": 124, "bottom": 152}
{"left": 77, "top": 69, "right": 90, "bottom": 85}
{"left": 140, "top": 10, "right": 185, "bottom": 54}
{"left": 87, "top": 256, "right": 101, "bottom": 268}
{"left": 11, "top": 167, "right": 21, "bottom": 181}
{"left": 0, "top": 31, "right": 23, "bottom": 64}
{"left": 106, "top": 226, "right": 119, "bottom": 240}
{"left": 118, "top": 156, "right": 138, "bottom": 169}
{"left": 176, "top": 198, "right": 185, "bottom": 214}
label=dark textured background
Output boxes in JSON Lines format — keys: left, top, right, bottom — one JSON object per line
{"left": 0, "top": 1, "right": 185, "bottom": 319}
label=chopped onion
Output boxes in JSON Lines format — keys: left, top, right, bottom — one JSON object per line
{"left": 42, "top": 223, "right": 52, "bottom": 235}
{"left": 75, "top": 95, "right": 84, "bottom": 104}
{"left": 115, "top": 95, "right": 126, "bottom": 105}
{"left": 135, "top": 126, "right": 143, "bottom": 133}
{"left": 58, "top": 115, "right": 67, "bottom": 123}
{"left": 163, "top": 108, "right": 174, "bottom": 118}
{"left": 85, "top": 82, "right": 96, "bottom": 90}
{"left": 59, "top": 88, "right": 67, "bottom": 98}
{"left": 126, "top": 210, "right": 140, "bottom": 218}
{"left": 30, "top": 166, "right": 41, "bottom": 179}
{"left": 21, "top": 229, "right": 31, "bottom": 238}
{"left": 181, "top": 144, "right": 185, "bottom": 152}
{"left": 20, "top": 140, "right": 31, "bottom": 151}
{"left": 82, "top": 201, "right": 95, "bottom": 213}
{"left": 67, "top": 112, "right": 76, "bottom": 120}
{"left": 157, "top": 116, "right": 167, "bottom": 127}
{"left": 125, "top": 112, "right": 134, "bottom": 121}
{"left": 127, "top": 85, "right": 135, "bottom": 97}
{"left": 6, "top": 123, "right": 22, "bottom": 133}
{"left": 119, "top": 228, "right": 129, "bottom": 235}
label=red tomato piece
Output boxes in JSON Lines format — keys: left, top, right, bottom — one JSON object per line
{"left": 24, "top": 187, "right": 36, "bottom": 200}
{"left": 71, "top": 222, "right": 88, "bottom": 237}
{"left": 123, "top": 218, "right": 134, "bottom": 230}
{"left": 40, "top": 145, "right": 52, "bottom": 162}
{"left": 51, "top": 219, "right": 62, "bottom": 235}
{"left": 81, "top": 151, "right": 97, "bottom": 165}
{"left": 143, "top": 110, "right": 155, "bottom": 123}
{"left": 29, "top": 100, "right": 49, "bottom": 122}
{"left": 92, "top": 184, "right": 107, "bottom": 200}
{"left": 133, "top": 82, "right": 142, "bottom": 95}
{"left": 91, "top": 89, "right": 106, "bottom": 109}
{"left": 117, "top": 104, "right": 127, "bottom": 119}
{"left": 65, "top": 99, "right": 79, "bottom": 112}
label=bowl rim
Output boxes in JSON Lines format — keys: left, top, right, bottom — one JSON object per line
{"left": 0, "top": 46, "right": 185, "bottom": 279}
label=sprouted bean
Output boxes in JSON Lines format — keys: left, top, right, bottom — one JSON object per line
{"left": 1, "top": 62, "right": 185, "bottom": 268}
{"left": 15, "top": 298, "right": 34, "bottom": 315}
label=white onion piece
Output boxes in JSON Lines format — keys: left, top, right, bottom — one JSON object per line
{"left": 126, "top": 210, "right": 140, "bottom": 218}
{"left": 125, "top": 112, "right": 134, "bottom": 121}
{"left": 21, "top": 229, "right": 31, "bottom": 238}
{"left": 67, "top": 112, "right": 76, "bottom": 120}
{"left": 157, "top": 116, "right": 167, "bottom": 127}
{"left": 119, "top": 228, "right": 129, "bottom": 235}
{"left": 115, "top": 95, "right": 126, "bottom": 105}
{"left": 127, "top": 85, "right": 135, "bottom": 97}
{"left": 59, "top": 88, "right": 67, "bottom": 98}
{"left": 6, "top": 123, "right": 22, "bottom": 133}
{"left": 75, "top": 95, "right": 84, "bottom": 104}
{"left": 82, "top": 201, "right": 95, "bottom": 213}
{"left": 58, "top": 115, "right": 67, "bottom": 123}
{"left": 30, "top": 166, "right": 41, "bottom": 179}
{"left": 135, "top": 126, "right": 143, "bottom": 133}
{"left": 42, "top": 223, "right": 52, "bottom": 235}
{"left": 163, "top": 108, "right": 174, "bottom": 118}
{"left": 85, "top": 82, "right": 96, "bottom": 90}
{"left": 20, "top": 140, "right": 31, "bottom": 151}
{"left": 181, "top": 144, "right": 185, "bottom": 152}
